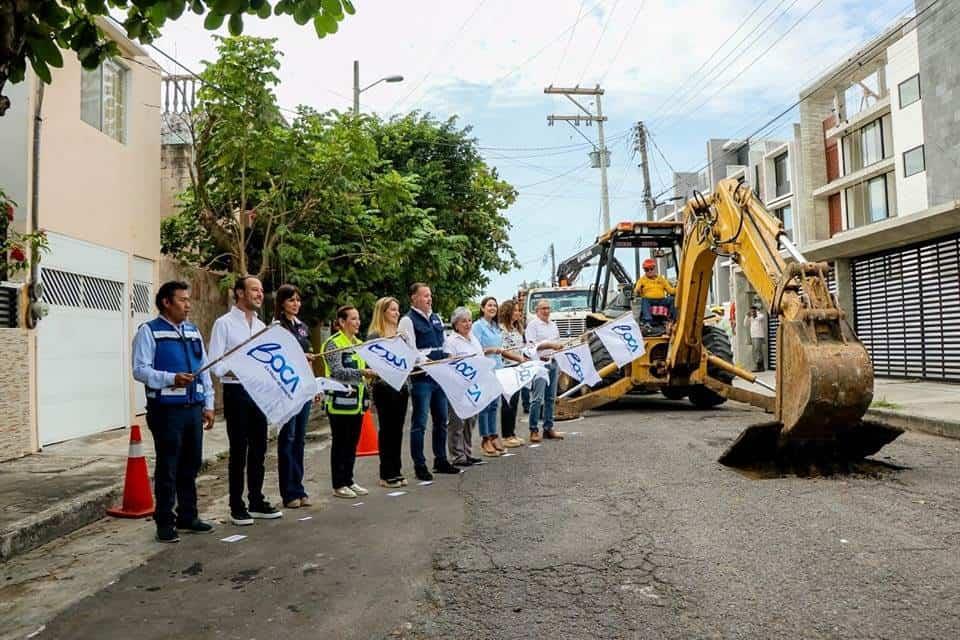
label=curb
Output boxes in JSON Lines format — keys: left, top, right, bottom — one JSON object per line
{"left": 0, "top": 418, "right": 331, "bottom": 563}
{"left": 866, "top": 408, "right": 960, "bottom": 441}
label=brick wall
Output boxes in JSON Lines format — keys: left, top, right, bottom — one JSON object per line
{"left": 0, "top": 329, "right": 34, "bottom": 461}
{"left": 160, "top": 143, "right": 193, "bottom": 219}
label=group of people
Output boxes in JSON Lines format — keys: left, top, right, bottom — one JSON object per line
{"left": 133, "top": 277, "right": 569, "bottom": 543}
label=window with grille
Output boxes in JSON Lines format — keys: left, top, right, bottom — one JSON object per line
{"left": 41, "top": 268, "right": 124, "bottom": 312}
{"left": 81, "top": 59, "right": 127, "bottom": 143}
{"left": 0, "top": 284, "right": 17, "bottom": 328}
{"left": 132, "top": 282, "right": 151, "bottom": 314}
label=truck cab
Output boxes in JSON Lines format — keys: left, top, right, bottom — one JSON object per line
{"left": 524, "top": 286, "right": 592, "bottom": 338}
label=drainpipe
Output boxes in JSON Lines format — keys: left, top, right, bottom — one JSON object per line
{"left": 26, "top": 80, "right": 44, "bottom": 329}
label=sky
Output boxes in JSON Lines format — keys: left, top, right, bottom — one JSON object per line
{"left": 153, "top": 0, "right": 915, "bottom": 304}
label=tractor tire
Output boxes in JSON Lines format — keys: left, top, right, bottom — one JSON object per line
{"left": 688, "top": 325, "right": 734, "bottom": 409}
{"left": 661, "top": 386, "right": 688, "bottom": 401}
{"left": 588, "top": 332, "right": 624, "bottom": 387}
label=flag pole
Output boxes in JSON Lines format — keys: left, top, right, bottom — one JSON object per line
{"left": 193, "top": 321, "right": 279, "bottom": 377}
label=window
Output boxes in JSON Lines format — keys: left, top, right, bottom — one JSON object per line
{"left": 81, "top": 59, "right": 126, "bottom": 143}
{"left": 753, "top": 165, "right": 760, "bottom": 197}
{"left": 775, "top": 204, "right": 793, "bottom": 240}
{"left": 903, "top": 145, "right": 925, "bottom": 177}
{"left": 898, "top": 74, "right": 920, "bottom": 108}
{"left": 773, "top": 152, "right": 790, "bottom": 197}
{"left": 867, "top": 175, "right": 888, "bottom": 222}
{"left": 861, "top": 120, "right": 882, "bottom": 167}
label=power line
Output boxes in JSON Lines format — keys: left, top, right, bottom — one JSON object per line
{"left": 646, "top": 0, "right": 772, "bottom": 121}
{"left": 598, "top": 0, "right": 647, "bottom": 84}
{"left": 648, "top": 0, "right": 941, "bottom": 204}
{"left": 579, "top": 0, "right": 621, "bottom": 84}
{"left": 554, "top": 0, "right": 588, "bottom": 82}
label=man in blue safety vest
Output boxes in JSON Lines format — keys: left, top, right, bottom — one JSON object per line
{"left": 132, "top": 281, "right": 216, "bottom": 543}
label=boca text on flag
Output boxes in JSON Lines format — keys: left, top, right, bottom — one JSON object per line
{"left": 356, "top": 336, "right": 420, "bottom": 391}
{"left": 423, "top": 355, "right": 500, "bottom": 419}
{"left": 554, "top": 342, "right": 602, "bottom": 387}
{"left": 221, "top": 324, "right": 319, "bottom": 425}
{"left": 594, "top": 313, "right": 646, "bottom": 367}
{"left": 495, "top": 360, "right": 549, "bottom": 401}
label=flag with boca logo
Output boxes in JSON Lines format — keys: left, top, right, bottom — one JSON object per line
{"left": 495, "top": 360, "right": 549, "bottom": 401}
{"left": 222, "top": 324, "right": 319, "bottom": 425}
{"left": 554, "top": 343, "right": 602, "bottom": 387}
{"left": 356, "top": 336, "right": 420, "bottom": 391}
{"left": 423, "top": 354, "right": 500, "bottom": 419}
{"left": 594, "top": 312, "right": 646, "bottom": 367}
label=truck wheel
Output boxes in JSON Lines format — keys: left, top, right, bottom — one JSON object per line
{"left": 688, "top": 325, "right": 734, "bottom": 409}
{"left": 588, "top": 332, "right": 624, "bottom": 386}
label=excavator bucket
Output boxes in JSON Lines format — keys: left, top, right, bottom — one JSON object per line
{"left": 720, "top": 308, "right": 902, "bottom": 471}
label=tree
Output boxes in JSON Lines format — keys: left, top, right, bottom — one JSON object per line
{"left": 0, "top": 0, "right": 354, "bottom": 116}
{"left": 162, "top": 36, "right": 517, "bottom": 324}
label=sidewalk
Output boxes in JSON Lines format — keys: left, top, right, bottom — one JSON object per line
{"left": 739, "top": 372, "right": 960, "bottom": 439}
{"left": 0, "top": 414, "right": 329, "bottom": 562}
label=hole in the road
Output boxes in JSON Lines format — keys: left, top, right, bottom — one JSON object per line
{"left": 719, "top": 420, "right": 908, "bottom": 479}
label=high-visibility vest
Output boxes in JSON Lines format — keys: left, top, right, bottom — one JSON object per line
{"left": 144, "top": 317, "right": 207, "bottom": 406}
{"left": 321, "top": 331, "right": 366, "bottom": 415}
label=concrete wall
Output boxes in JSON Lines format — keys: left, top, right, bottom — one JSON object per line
{"left": 797, "top": 94, "right": 836, "bottom": 249}
{"left": 161, "top": 143, "right": 192, "bottom": 218}
{"left": 916, "top": 0, "right": 960, "bottom": 206}
{"left": 886, "top": 28, "right": 929, "bottom": 216}
{"left": 0, "top": 329, "right": 35, "bottom": 460}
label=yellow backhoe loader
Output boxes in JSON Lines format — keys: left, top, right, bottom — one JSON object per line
{"left": 560, "top": 178, "right": 902, "bottom": 468}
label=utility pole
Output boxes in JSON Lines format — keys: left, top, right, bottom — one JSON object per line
{"left": 549, "top": 243, "right": 557, "bottom": 286}
{"left": 545, "top": 85, "right": 610, "bottom": 231}
{"left": 353, "top": 60, "right": 360, "bottom": 114}
{"left": 633, "top": 121, "right": 655, "bottom": 273}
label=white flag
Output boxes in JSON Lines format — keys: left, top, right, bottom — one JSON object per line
{"left": 594, "top": 313, "right": 646, "bottom": 367}
{"left": 554, "top": 343, "right": 602, "bottom": 387}
{"left": 495, "top": 361, "right": 549, "bottom": 401}
{"left": 356, "top": 336, "right": 420, "bottom": 391}
{"left": 315, "top": 377, "right": 350, "bottom": 393}
{"left": 423, "top": 355, "right": 500, "bottom": 419}
{"left": 222, "top": 324, "right": 319, "bottom": 425}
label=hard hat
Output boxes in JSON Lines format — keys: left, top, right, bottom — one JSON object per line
{"left": 710, "top": 305, "right": 724, "bottom": 315}
{"left": 642, "top": 258, "right": 656, "bottom": 269}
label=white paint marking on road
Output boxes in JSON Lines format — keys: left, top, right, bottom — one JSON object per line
{"left": 26, "top": 626, "right": 46, "bottom": 639}
{"left": 840, "top": 539, "right": 849, "bottom": 544}
{"left": 220, "top": 534, "right": 247, "bottom": 543}
{"left": 529, "top": 444, "right": 542, "bottom": 448}
{"left": 568, "top": 431, "right": 582, "bottom": 436}
{"left": 387, "top": 491, "right": 407, "bottom": 497}
{"left": 352, "top": 502, "right": 364, "bottom": 507}
{"left": 501, "top": 453, "right": 517, "bottom": 457}
{"left": 298, "top": 516, "right": 313, "bottom": 521}
{"left": 418, "top": 481, "right": 433, "bottom": 486}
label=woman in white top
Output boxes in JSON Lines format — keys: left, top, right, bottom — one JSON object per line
{"left": 498, "top": 299, "right": 528, "bottom": 448}
{"left": 443, "top": 307, "right": 486, "bottom": 464}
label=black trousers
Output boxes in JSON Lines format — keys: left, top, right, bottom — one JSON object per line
{"left": 223, "top": 384, "right": 268, "bottom": 512}
{"left": 373, "top": 382, "right": 409, "bottom": 480}
{"left": 501, "top": 394, "right": 520, "bottom": 439}
{"left": 146, "top": 403, "right": 203, "bottom": 528}
{"left": 329, "top": 412, "right": 363, "bottom": 489}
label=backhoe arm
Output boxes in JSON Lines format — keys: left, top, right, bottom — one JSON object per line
{"left": 669, "top": 179, "right": 878, "bottom": 446}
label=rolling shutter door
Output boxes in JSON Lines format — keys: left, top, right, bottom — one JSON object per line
{"left": 852, "top": 233, "right": 960, "bottom": 382}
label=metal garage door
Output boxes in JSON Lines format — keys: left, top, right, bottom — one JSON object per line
{"left": 852, "top": 233, "right": 960, "bottom": 381}
{"left": 37, "top": 234, "right": 129, "bottom": 445}
{"left": 767, "top": 265, "right": 837, "bottom": 368}
{"left": 131, "top": 257, "right": 154, "bottom": 415}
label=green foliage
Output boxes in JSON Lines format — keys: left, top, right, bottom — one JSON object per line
{"left": 0, "top": 187, "right": 50, "bottom": 279}
{"left": 0, "top": 0, "right": 354, "bottom": 115}
{"left": 161, "top": 37, "right": 518, "bottom": 324}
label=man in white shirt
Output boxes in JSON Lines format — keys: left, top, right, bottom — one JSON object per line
{"left": 208, "top": 276, "right": 283, "bottom": 525}
{"left": 743, "top": 304, "right": 768, "bottom": 372}
{"left": 524, "top": 300, "right": 566, "bottom": 442}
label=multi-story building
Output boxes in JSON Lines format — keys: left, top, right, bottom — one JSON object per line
{"left": 0, "top": 19, "right": 162, "bottom": 459}
{"left": 795, "top": 1, "right": 960, "bottom": 382}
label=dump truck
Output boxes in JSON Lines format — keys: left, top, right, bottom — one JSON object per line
{"left": 560, "top": 179, "right": 901, "bottom": 468}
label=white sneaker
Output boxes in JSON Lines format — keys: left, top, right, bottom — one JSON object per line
{"left": 333, "top": 486, "right": 357, "bottom": 499}
{"left": 350, "top": 483, "right": 369, "bottom": 496}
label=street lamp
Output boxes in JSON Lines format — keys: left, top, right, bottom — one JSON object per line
{"left": 353, "top": 60, "right": 404, "bottom": 114}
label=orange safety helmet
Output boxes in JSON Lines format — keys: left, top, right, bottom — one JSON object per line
{"left": 642, "top": 258, "right": 656, "bottom": 270}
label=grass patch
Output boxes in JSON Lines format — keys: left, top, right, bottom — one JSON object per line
{"left": 872, "top": 397, "right": 904, "bottom": 410}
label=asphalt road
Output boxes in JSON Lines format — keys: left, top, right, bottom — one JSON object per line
{"left": 18, "top": 397, "right": 960, "bottom": 639}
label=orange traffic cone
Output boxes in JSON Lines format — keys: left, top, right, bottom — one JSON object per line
{"left": 106, "top": 425, "right": 155, "bottom": 518}
{"left": 356, "top": 408, "right": 379, "bottom": 457}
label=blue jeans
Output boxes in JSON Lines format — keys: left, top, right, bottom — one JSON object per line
{"left": 278, "top": 401, "right": 310, "bottom": 503}
{"left": 529, "top": 361, "right": 559, "bottom": 432}
{"left": 477, "top": 399, "right": 498, "bottom": 437}
{"left": 146, "top": 403, "right": 203, "bottom": 528}
{"left": 410, "top": 379, "right": 449, "bottom": 467}
{"left": 640, "top": 296, "right": 674, "bottom": 323}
